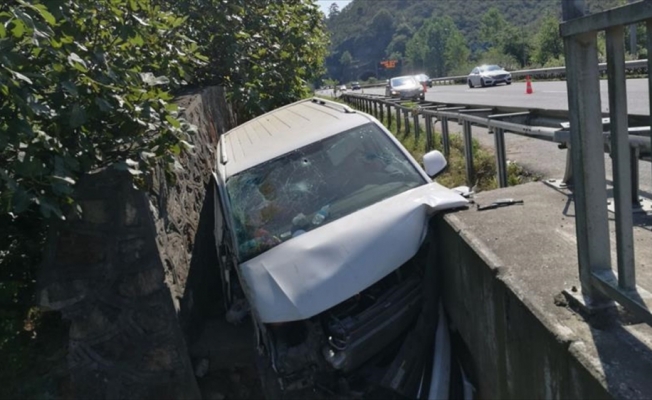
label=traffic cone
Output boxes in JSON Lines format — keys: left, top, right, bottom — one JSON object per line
{"left": 526, "top": 76, "right": 533, "bottom": 94}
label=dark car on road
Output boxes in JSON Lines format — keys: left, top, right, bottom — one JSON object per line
{"left": 351, "top": 81, "right": 361, "bottom": 90}
{"left": 385, "top": 75, "right": 425, "bottom": 100}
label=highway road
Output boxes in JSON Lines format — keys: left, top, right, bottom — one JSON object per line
{"left": 359, "top": 79, "right": 651, "bottom": 116}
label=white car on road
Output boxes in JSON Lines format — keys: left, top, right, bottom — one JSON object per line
{"left": 467, "top": 64, "right": 512, "bottom": 88}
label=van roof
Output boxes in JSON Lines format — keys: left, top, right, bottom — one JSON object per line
{"left": 218, "top": 98, "right": 372, "bottom": 177}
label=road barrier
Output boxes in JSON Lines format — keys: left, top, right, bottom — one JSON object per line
{"left": 355, "top": 59, "right": 648, "bottom": 89}
{"left": 559, "top": 0, "right": 652, "bottom": 326}
{"left": 340, "top": 83, "right": 652, "bottom": 326}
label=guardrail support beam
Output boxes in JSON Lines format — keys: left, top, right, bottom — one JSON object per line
{"left": 563, "top": 27, "right": 612, "bottom": 302}
{"left": 425, "top": 116, "right": 433, "bottom": 152}
{"left": 441, "top": 117, "right": 450, "bottom": 157}
{"left": 404, "top": 110, "right": 410, "bottom": 135}
{"left": 493, "top": 128, "right": 508, "bottom": 188}
{"left": 606, "top": 25, "right": 636, "bottom": 290}
{"left": 413, "top": 113, "right": 420, "bottom": 141}
{"left": 647, "top": 19, "right": 652, "bottom": 192}
{"left": 462, "top": 120, "right": 475, "bottom": 187}
{"left": 396, "top": 106, "right": 401, "bottom": 133}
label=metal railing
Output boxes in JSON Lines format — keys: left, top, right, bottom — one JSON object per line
{"left": 339, "top": 93, "right": 651, "bottom": 190}
{"left": 559, "top": 0, "right": 652, "bottom": 325}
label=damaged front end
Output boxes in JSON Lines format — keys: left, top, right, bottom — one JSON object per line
{"left": 256, "top": 246, "right": 429, "bottom": 398}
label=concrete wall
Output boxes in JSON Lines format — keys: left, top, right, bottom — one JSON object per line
{"left": 435, "top": 215, "right": 609, "bottom": 399}
{"left": 36, "top": 87, "right": 235, "bottom": 400}
{"left": 434, "top": 182, "right": 652, "bottom": 400}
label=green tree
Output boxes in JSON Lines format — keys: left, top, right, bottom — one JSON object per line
{"left": 533, "top": 13, "right": 564, "bottom": 66}
{"left": 0, "top": 0, "right": 201, "bottom": 218}
{"left": 165, "top": 0, "right": 329, "bottom": 118}
{"left": 328, "top": 2, "right": 340, "bottom": 19}
{"left": 406, "top": 16, "right": 468, "bottom": 77}
{"left": 480, "top": 7, "right": 508, "bottom": 48}
{"left": 339, "top": 50, "right": 353, "bottom": 81}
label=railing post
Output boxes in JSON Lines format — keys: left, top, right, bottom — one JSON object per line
{"left": 373, "top": 101, "right": 378, "bottom": 118}
{"left": 462, "top": 120, "right": 475, "bottom": 187}
{"left": 562, "top": 146, "right": 574, "bottom": 186}
{"left": 606, "top": 25, "right": 635, "bottom": 290}
{"left": 404, "top": 110, "right": 410, "bottom": 135}
{"left": 413, "top": 112, "right": 420, "bottom": 141}
{"left": 493, "top": 127, "right": 508, "bottom": 188}
{"left": 387, "top": 103, "right": 392, "bottom": 127}
{"left": 425, "top": 116, "right": 433, "bottom": 152}
{"left": 379, "top": 101, "right": 384, "bottom": 122}
{"left": 563, "top": 0, "right": 612, "bottom": 302}
{"left": 441, "top": 117, "right": 450, "bottom": 157}
{"left": 631, "top": 147, "right": 641, "bottom": 208}
{"left": 647, "top": 19, "right": 652, "bottom": 190}
{"left": 396, "top": 106, "right": 401, "bottom": 133}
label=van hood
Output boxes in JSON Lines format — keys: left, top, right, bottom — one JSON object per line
{"left": 238, "top": 182, "right": 467, "bottom": 323}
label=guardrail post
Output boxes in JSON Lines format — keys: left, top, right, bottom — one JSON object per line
{"left": 630, "top": 147, "right": 641, "bottom": 208}
{"left": 413, "top": 112, "right": 420, "bottom": 141}
{"left": 404, "top": 110, "right": 410, "bottom": 135}
{"left": 425, "top": 116, "right": 433, "bottom": 151}
{"left": 563, "top": 0, "right": 612, "bottom": 302}
{"left": 493, "top": 127, "right": 509, "bottom": 188}
{"left": 396, "top": 106, "right": 401, "bottom": 133}
{"left": 373, "top": 101, "right": 378, "bottom": 118}
{"left": 462, "top": 120, "right": 475, "bottom": 187}
{"left": 387, "top": 103, "right": 392, "bottom": 126}
{"left": 606, "top": 25, "right": 635, "bottom": 290}
{"left": 562, "top": 146, "right": 574, "bottom": 186}
{"left": 441, "top": 117, "right": 450, "bottom": 157}
{"left": 648, "top": 19, "right": 652, "bottom": 194}
{"left": 379, "top": 102, "right": 384, "bottom": 122}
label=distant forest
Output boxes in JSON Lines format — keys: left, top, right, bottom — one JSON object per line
{"left": 323, "top": 0, "right": 640, "bottom": 83}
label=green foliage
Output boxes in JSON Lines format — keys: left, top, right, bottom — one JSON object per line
{"left": 532, "top": 13, "right": 564, "bottom": 66}
{"left": 165, "top": 0, "right": 329, "bottom": 119}
{"left": 406, "top": 16, "right": 469, "bottom": 77}
{"left": 324, "top": 0, "right": 620, "bottom": 81}
{"left": 0, "top": 0, "right": 200, "bottom": 219}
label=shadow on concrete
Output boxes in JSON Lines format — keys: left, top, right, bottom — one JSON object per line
{"left": 540, "top": 184, "right": 652, "bottom": 397}
{"left": 179, "top": 180, "right": 263, "bottom": 400}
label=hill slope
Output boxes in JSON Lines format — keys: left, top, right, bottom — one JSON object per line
{"left": 324, "top": 0, "right": 622, "bottom": 81}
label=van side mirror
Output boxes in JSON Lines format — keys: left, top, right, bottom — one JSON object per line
{"left": 423, "top": 150, "right": 447, "bottom": 177}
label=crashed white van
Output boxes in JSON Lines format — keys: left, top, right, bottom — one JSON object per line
{"left": 213, "top": 98, "right": 468, "bottom": 398}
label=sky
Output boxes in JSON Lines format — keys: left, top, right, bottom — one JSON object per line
{"left": 316, "top": 0, "right": 352, "bottom": 16}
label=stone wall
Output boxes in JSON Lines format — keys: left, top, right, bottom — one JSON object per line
{"left": 37, "top": 87, "right": 235, "bottom": 399}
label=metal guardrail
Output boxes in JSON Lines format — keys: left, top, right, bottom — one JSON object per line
{"left": 340, "top": 80, "right": 652, "bottom": 325}
{"left": 355, "top": 59, "right": 648, "bottom": 88}
{"left": 339, "top": 93, "right": 651, "bottom": 190}
{"left": 559, "top": 0, "right": 652, "bottom": 326}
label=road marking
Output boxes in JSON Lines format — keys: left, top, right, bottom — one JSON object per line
{"left": 465, "top": 89, "right": 487, "bottom": 92}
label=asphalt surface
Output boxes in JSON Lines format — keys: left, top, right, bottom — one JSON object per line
{"left": 358, "top": 79, "right": 651, "bottom": 116}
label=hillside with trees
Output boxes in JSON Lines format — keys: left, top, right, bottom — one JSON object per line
{"left": 324, "top": 0, "right": 631, "bottom": 82}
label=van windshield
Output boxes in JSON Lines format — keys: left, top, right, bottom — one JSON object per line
{"left": 226, "top": 123, "right": 426, "bottom": 261}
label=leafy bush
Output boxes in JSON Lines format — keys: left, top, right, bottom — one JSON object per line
{"left": 0, "top": 0, "right": 203, "bottom": 219}
{"left": 165, "top": 0, "right": 329, "bottom": 119}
